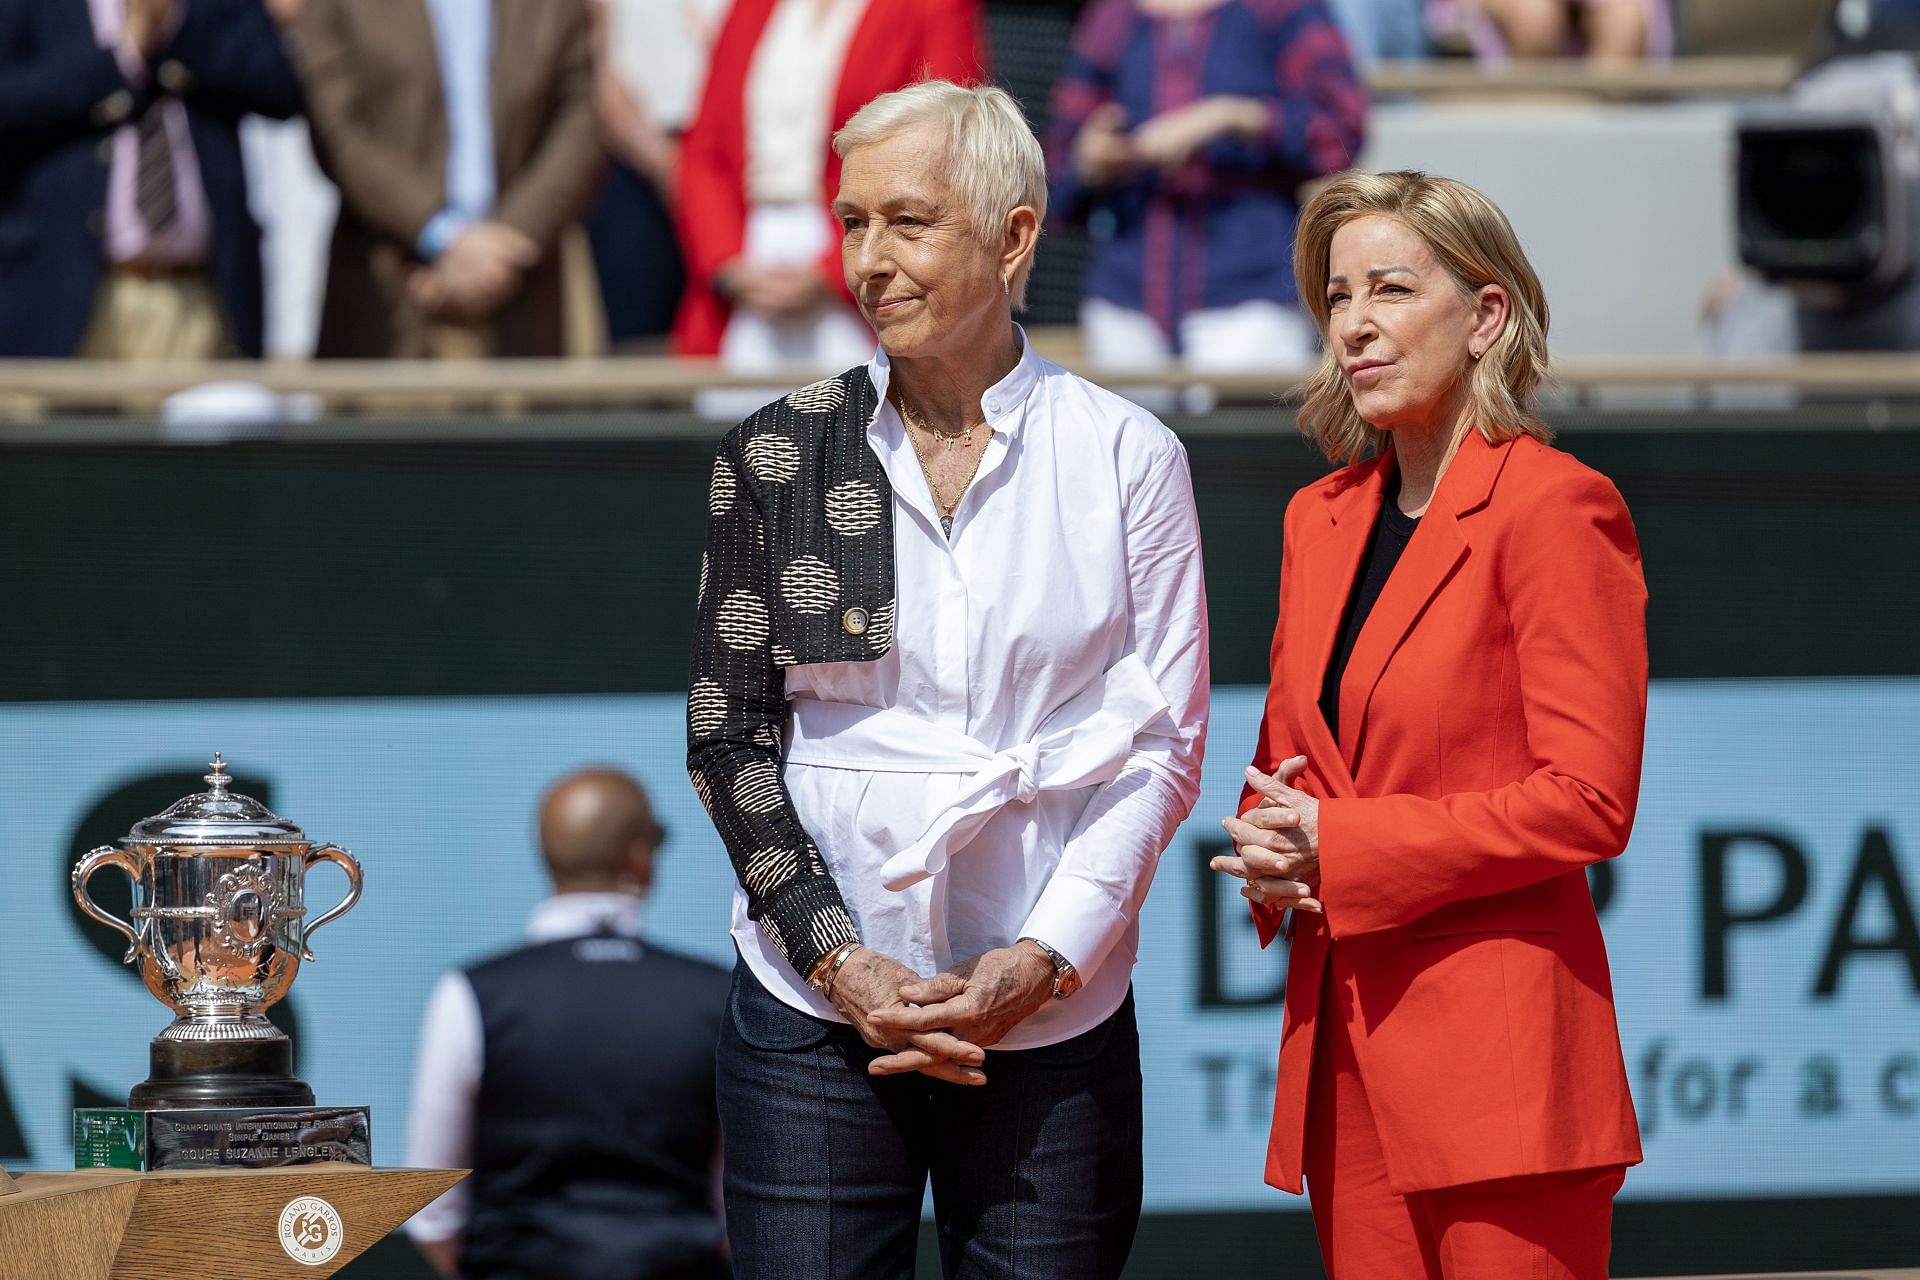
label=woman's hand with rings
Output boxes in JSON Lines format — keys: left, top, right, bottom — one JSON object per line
{"left": 1211, "top": 755, "right": 1323, "bottom": 913}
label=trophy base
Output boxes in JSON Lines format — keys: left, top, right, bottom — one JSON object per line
{"left": 4, "top": 1163, "right": 464, "bottom": 1279}
{"left": 74, "top": 1105, "right": 371, "bottom": 1172}
{"left": 129, "top": 1035, "right": 316, "bottom": 1109}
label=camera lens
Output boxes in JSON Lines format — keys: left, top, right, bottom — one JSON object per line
{"left": 1737, "top": 125, "right": 1884, "bottom": 283}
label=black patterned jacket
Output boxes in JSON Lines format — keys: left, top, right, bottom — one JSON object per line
{"left": 686, "top": 368, "right": 898, "bottom": 980}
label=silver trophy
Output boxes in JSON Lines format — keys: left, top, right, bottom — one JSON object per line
{"left": 72, "top": 754, "right": 363, "bottom": 1108}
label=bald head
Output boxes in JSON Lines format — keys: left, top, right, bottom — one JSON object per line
{"left": 537, "top": 769, "right": 661, "bottom": 895}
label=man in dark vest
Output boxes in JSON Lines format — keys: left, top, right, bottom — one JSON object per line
{"left": 404, "top": 767, "right": 732, "bottom": 1280}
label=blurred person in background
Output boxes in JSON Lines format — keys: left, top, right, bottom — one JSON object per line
{"left": 673, "top": 0, "right": 987, "bottom": 370}
{"left": 240, "top": 0, "right": 338, "bottom": 357}
{"left": 405, "top": 767, "right": 732, "bottom": 1280}
{"left": 689, "top": 80, "right": 1207, "bottom": 1279}
{"left": 1426, "top": 0, "right": 1670, "bottom": 61}
{"left": 586, "top": 0, "right": 724, "bottom": 351}
{"left": 294, "top": 0, "right": 604, "bottom": 358}
{"left": 0, "top": 0, "right": 302, "bottom": 359}
{"left": 1046, "top": 0, "right": 1366, "bottom": 374}
{"left": 1213, "top": 170, "right": 1646, "bottom": 1277}
{"left": 1327, "top": 0, "right": 1430, "bottom": 61}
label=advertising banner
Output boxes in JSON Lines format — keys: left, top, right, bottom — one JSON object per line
{"left": 0, "top": 679, "right": 1913, "bottom": 1209}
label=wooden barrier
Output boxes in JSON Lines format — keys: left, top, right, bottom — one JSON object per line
{"left": 1365, "top": 55, "right": 1799, "bottom": 100}
{"left": 3, "top": 350, "right": 1918, "bottom": 423}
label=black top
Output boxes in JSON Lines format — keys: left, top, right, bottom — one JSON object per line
{"left": 461, "top": 934, "right": 732, "bottom": 1280}
{"left": 1319, "top": 478, "right": 1421, "bottom": 742}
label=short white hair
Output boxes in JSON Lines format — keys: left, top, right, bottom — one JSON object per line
{"left": 833, "top": 80, "right": 1048, "bottom": 308}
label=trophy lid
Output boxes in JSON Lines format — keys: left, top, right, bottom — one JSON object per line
{"left": 125, "top": 754, "right": 312, "bottom": 848}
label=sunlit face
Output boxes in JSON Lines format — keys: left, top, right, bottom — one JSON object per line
{"left": 1324, "top": 215, "right": 1493, "bottom": 434}
{"left": 834, "top": 125, "right": 1010, "bottom": 360}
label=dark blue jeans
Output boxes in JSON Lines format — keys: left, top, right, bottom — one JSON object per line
{"left": 716, "top": 964, "right": 1143, "bottom": 1280}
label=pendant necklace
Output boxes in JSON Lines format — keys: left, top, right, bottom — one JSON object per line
{"left": 899, "top": 395, "right": 986, "bottom": 538}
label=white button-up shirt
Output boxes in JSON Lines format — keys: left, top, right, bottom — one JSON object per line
{"left": 731, "top": 331, "right": 1210, "bottom": 1049}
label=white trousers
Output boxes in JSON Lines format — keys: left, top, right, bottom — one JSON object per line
{"left": 1081, "top": 296, "right": 1318, "bottom": 373}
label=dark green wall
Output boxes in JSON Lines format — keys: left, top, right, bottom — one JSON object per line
{"left": 4, "top": 419, "right": 1916, "bottom": 704}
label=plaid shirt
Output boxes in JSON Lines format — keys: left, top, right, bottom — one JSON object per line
{"left": 1045, "top": 0, "right": 1367, "bottom": 349}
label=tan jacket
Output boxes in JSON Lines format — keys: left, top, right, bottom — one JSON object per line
{"left": 296, "top": 0, "right": 602, "bottom": 357}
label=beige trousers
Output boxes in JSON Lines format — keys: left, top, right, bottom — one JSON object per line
{"left": 78, "top": 269, "right": 232, "bottom": 360}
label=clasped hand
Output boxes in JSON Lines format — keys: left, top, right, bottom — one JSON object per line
{"left": 1073, "top": 96, "right": 1270, "bottom": 186}
{"left": 1211, "top": 755, "right": 1323, "bottom": 913}
{"left": 716, "top": 261, "right": 830, "bottom": 320}
{"left": 827, "top": 943, "right": 1055, "bottom": 1087}
{"left": 409, "top": 221, "right": 540, "bottom": 323}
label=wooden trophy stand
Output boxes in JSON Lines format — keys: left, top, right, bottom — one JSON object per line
{"left": 0, "top": 1159, "right": 463, "bottom": 1278}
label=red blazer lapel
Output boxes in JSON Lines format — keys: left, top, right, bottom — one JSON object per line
{"left": 1335, "top": 431, "right": 1513, "bottom": 767}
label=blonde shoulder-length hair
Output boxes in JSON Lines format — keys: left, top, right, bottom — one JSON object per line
{"left": 1293, "top": 170, "right": 1553, "bottom": 465}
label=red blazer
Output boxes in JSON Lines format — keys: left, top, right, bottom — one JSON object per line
{"left": 1243, "top": 429, "right": 1648, "bottom": 1195}
{"left": 672, "top": 0, "right": 988, "bottom": 355}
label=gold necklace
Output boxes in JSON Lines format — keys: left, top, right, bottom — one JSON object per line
{"left": 897, "top": 395, "right": 977, "bottom": 451}
{"left": 898, "top": 396, "right": 987, "bottom": 537}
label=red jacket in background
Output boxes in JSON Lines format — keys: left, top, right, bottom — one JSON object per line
{"left": 673, "top": 0, "right": 989, "bottom": 356}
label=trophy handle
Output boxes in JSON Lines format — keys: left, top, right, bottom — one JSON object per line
{"left": 72, "top": 845, "right": 143, "bottom": 963}
{"left": 300, "top": 843, "right": 363, "bottom": 961}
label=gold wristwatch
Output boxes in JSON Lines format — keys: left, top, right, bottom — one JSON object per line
{"left": 1020, "top": 936, "right": 1083, "bottom": 1000}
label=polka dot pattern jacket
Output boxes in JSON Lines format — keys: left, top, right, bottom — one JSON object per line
{"left": 687, "top": 369, "right": 894, "bottom": 980}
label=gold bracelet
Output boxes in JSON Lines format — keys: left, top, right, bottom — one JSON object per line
{"left": 807, "top": 941, "right": 860, "bottom": 998}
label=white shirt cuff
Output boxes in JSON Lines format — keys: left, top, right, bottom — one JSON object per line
{"left": 1019, "top": 875, "right": 1129, "bottom": 981}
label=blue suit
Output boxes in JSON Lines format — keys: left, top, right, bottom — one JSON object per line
{"left": 0, "top": 0, "right": 302, "bottom": 357}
